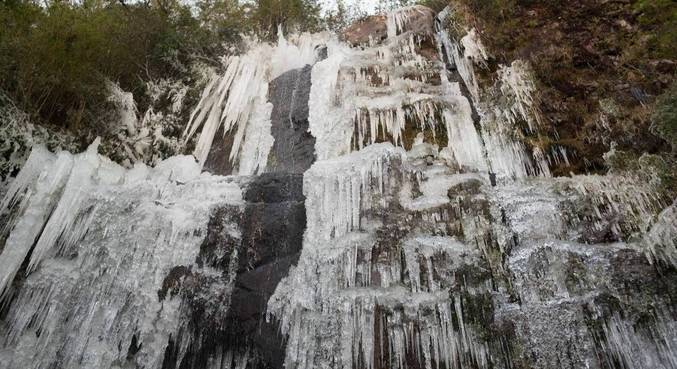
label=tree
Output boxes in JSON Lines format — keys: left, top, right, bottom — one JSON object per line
{"left": 249, "top": 0, "right": 322, "bottom": 39}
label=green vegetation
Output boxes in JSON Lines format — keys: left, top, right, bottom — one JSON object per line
{"left": 634, "top": 0, "right": 677, "bottom": 59}
{"left": 652, "top": 82, "right": 677, "bottom": 153}
{"left": 0, "top": 0, "right": 323, "bottom": 135}
{"left": 444, "top": 0, "right": 676, "bottom": 176}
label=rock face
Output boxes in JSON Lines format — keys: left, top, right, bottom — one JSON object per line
{"left": 164, "top": 173, "right": 306, "bottom": 369}
{"left": 202, "top": 64, "right": 317, "bottom": 176}
{"left": 0, "top": 5, "right": 676, "bottom": 369}
{"left": 341, "top": 14, "right": 388, "bottom": 46}
{"left": 341, "top": 6, "right": 435, "bottom": 47}
{"left": 266, "top": 66, "right": 316, "bottom": 174}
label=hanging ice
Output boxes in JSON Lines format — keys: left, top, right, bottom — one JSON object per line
{"left": 183, "top": 30, "right": 328, "bottom": 174}
{"left": 2, "top": 5, "right": 676, "bottom": 369}
{"left": 0, "top": 143, "right": 243, "bottom": 369}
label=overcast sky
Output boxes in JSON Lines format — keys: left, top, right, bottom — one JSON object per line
{"left": 319, "top": 0, "right": 382, "bottom": 15}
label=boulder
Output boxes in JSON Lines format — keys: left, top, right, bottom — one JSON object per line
{"left": 393, "top": 5, "right": 436, "bottom": 37}
{"left": 341, "top": 6, "right": 436, "bottom": 46}
{"left": 341, "top": 14, "right": 388, "bottom": 46}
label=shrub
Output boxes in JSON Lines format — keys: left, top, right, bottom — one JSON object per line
{"left": 651, "top": 82, "right": 677, "bottom": 153}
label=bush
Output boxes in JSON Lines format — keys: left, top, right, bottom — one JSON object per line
{"left": 0, "top": 0, "right": 323, "bottom": 135}
{"left": 0, "top": 1, "right": 209, "bottom": 131}
{"left": 634, "top": 0, "right": 677, "bottom": 59}
{"left": 651, "top": 82, "right": 677, "bottom": 153}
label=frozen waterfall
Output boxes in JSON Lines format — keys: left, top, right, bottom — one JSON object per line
{"left": 1, "top": 5, "right": 676, "bottom": 369}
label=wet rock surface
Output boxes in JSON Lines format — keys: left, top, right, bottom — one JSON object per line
{"left": 201, "top": 64, "right": 316, "bottom": 176}
{"left": 161, "top": 56, "right": 318, "bottom": 369}
{"left": 266, "top": 66, "right": 316, "bottom": 174}
{"left": 135, "top": 60, "right": 318, "bottom": 364}
{"left": 203, "top": 125, "right": 237, "bottom": 176}
{"left": 162, "top": 173, "right": 306, "bottom": 369}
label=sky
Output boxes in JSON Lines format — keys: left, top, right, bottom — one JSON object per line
{"left": 319, "top": 0, "right": 381, "bottom": 15}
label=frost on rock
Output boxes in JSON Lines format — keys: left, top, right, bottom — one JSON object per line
{"left": 309, "top": 17, "right": 488, "bottom": 175}
{"left": 269, "top": 137, "right": 675, "bottom": 369}
{"left": 269, "top": 143, "right": 499, "bottom": 369}
{"left": 265, "top": 7, "right": 677, "bottom": 369}
{"left": 434, "top": 7, "right": 553, "bottom": 181}
{"left": 643, "top": 200, "right": 677, "bottom": 267}
{"left": 306, "top": 6, "right": 551, "bottom": 182}
{"left": 183, "top": 30, "right": 328, "bottom": 173}
{"left": 0, "top": 143, "right": 243, "bottom": 369}
{"left": 1, "top": 5, "right": 676, "bottom": 369}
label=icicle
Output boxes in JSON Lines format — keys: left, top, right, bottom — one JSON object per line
{"left": 440, "top": 77, "right": 487, "bottom": 172}
{"left": 0, "top": 151, "right": 72, "bottom": 303}
{"left": 598, "top": 312, "right": 677, "bottom": 369}
{"left": 460, "top": 29, "right": 488, "bottom": 68}
{"left": 434, "top": 27, "right": 482, "bottom": 103}
{"left": 269, "top": 141, "right": 493, "bottom": 369}
{"left": 26, "top": 139, "right": 106, "bottom": 272}
{"left": 0, "top": 145, "right": 55, "bottom": 234}
{"left": 497, "top": 60, "right": 542, "bottom": 131}
{"left": 0, "top": 142, "right": 243, "bottom": 369}
{"left": 184, "top": 32, "right": 327, "bottom": 172}
{"left": 304, "top": 143, "right": 404, "bottom": 241}
{"left": 644, "top": 201, "right": 677, "bottom": 267}
{"left": 308, "top": 40, "right": 355, "bottom": 161}
{"left": 235, "top": 101, "right": 274, "bottom": 175}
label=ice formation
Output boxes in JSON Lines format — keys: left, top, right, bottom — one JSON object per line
{"left": 1, "top": 5, "right": 676, "bottom": 369}
{"left": 183, "top": 30, "right": 328, "bottom": 173}
{"left": 266, "top": 6, "right": 676, "bottom": 369}
{"left": 307, "top": 18, "right": 488, "bottom": 176}
{"left": 268, "top": 143, "right": 496, "bottom": 369}
{"left": 0, "top": 142, "right": 243, "bottom": 369}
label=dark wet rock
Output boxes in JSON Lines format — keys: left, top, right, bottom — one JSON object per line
{"left": 315, "top": 45, "right": 328, "bottom": 61}
{"left": 158, "top": 266, "right": 193, "bottom": 301}
{"left": 162, "top": 172, "right": 306, "bottom": 369}
{"left": 240, "top": 201, "right": 305, "bottom": 270}
{"left": 226, "top": 174, "right": 306, "bottom": 368}
{"left": 226, "top": 254, "right": 300, "bottom": 367}
{"left": 447, "top": 177, "right": 484, "bottom": 196}
{"left": 202, "top": 64, "right": 316, "bottom": 176}
{"left": 169, "top": 61, "right": 317, "bottom": 368}
{"left": 267, "top": 65, "right": 316, "bottom": 174}
{"left": 196, "top": 205, "right": 243, "bottom": 270}
{"left": 244, "top": 173, "right": 304, "bottom": 204}
{"left": 203, "top": 124, "right": 237, "bottom": 176}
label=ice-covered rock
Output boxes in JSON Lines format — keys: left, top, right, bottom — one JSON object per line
{"left": 1, "top": 5, "right": 676, "bottom": 369}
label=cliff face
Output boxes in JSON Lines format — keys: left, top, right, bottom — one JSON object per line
{"left": 0, "top": 5, "right": 676, "bottom": 369}
{"left": 445, "top": 0, "right": 676, "bottom": 176}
